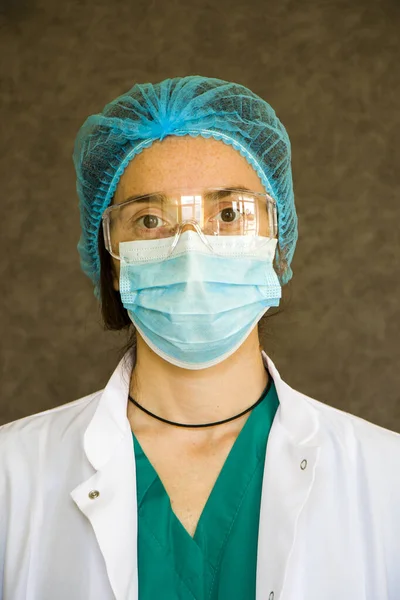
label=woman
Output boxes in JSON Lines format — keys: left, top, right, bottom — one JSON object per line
{"left": 1, "top": 76, "right": 400, "bottom": 600}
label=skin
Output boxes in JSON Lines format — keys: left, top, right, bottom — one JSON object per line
{"left": 111, "top": 135, "right": 271, "bottom": 450}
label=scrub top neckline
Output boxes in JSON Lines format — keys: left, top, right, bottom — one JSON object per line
{"left": 131, "top": 375, "right": 279, "bottom": 598}
{"left": 132, "top": 374, "right": 278, "bottom": 544}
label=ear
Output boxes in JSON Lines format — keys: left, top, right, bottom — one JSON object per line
{"left": 112, "top": 273, "right": 120, "bottom": 292}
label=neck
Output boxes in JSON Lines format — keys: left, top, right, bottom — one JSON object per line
{"left": 128, "top": 327, "right": 269, "bottom": 444}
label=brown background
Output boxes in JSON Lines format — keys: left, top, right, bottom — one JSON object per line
{"left": 0, "top": 0, "right": 399, "bottom": 430}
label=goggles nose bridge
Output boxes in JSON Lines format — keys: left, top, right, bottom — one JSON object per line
{"left": 179, "top": 221, "right": 199, "bottom": 234}
{"left": 168, "top": 220, "right": 214, "bottom": 256}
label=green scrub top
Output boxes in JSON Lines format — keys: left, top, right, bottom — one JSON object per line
{"left": 131, "top": 375, "right": 280, "bottom": 599}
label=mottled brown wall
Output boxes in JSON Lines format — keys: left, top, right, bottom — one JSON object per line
{"left": 1, "top": 0, "right": 399, "bottom": 430}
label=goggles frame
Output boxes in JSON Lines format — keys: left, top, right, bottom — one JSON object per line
{"left": 102, "top": 187, "right": 278, "bottom": 261}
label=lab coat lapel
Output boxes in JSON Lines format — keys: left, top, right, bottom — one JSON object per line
{"left": 71, "top": 352, "right": 138, "bottom": 600}
{"left": 256, "top": 352, "right": 322, "bottom": 599}
{"left": 71, "top": 350, "right": 323, "bottom": 600}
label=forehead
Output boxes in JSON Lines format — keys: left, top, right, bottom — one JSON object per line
{"left": 113, "top": 135, "right": 265, "bottom": 203}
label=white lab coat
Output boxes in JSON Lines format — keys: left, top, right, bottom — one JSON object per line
{"left": 1, "top": 350, "right": 400, "bottom": 600}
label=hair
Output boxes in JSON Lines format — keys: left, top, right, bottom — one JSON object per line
{"left": 97, "top": 224, "right": 292, "bottom": 363}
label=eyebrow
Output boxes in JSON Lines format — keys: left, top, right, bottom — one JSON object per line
{"left": 120, "top": 185, "right": 254, "bottom": 205}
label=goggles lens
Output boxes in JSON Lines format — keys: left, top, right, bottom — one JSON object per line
{"left": 102, "top": 188, "right": 278, "bottom": 259}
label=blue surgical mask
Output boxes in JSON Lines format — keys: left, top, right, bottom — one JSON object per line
{"left": 119, "top": 231, "right": 281, "bottom": 370}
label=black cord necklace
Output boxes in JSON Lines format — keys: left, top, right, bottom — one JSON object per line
{"left": 128, "top": 370, "right": 272, "bottom": 428}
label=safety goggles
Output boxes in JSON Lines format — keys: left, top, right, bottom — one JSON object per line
{"left": 102, "top": 187, "right": 278, "bottom": 259}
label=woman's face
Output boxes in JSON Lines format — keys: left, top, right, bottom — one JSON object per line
{"left": 110, "top": 135, "right": 267, "bottom": 291}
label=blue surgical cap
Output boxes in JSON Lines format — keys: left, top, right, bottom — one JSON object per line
{"left": 73, "top": 75, "right": 298, "bottom": 300}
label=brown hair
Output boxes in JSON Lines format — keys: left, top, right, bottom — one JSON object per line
{"left": 97, "top": 226, "right": 292, "bottom": 361}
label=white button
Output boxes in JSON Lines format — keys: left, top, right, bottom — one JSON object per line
{"left": 300, "top": 459, "right": 307, "bottom": 470}
{"left": 88, "top": 490, "right": 100, "bottom": 499}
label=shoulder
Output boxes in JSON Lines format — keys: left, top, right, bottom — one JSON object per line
{"left": 306, "top": 391, "right": 400, "bottom": 447}
{"left": 0, "top": 390, "right": 103, "bottom": 471}
{"left": 275, "top": 366, "right": 400, "bottom": 454}
{"left": 303, "top": 391, "right": 400, "bottom": 492}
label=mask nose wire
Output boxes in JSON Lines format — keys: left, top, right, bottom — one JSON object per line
{"left": 168, "top": 220, "right": 214, "bottom": 257}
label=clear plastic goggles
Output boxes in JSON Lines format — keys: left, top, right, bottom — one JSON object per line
{"left": 102, "top": 187, "right": 278, "bottom": 259}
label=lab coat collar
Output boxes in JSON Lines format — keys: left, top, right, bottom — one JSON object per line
{"left": 261, "top": 351, "right": 322, "bottom": 448}
{"left": 84, "top": 349, "right": 321, "bottom": 471}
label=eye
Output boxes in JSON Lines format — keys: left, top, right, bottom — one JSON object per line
{"left": 219, "top": 207, "right": 239, "bottom": 223}
{"left": 213, "top": 205, "right": 243, "bottom": 225}
{"left": 136, "top": 214, "right": 166, "bottom": 229}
